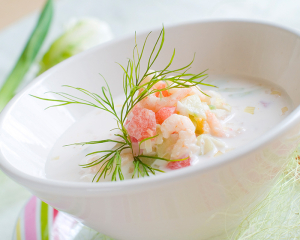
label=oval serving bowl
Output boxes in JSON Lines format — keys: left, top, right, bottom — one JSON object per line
{"left": 1, "top": 20, "right": 300, "bottom": 240}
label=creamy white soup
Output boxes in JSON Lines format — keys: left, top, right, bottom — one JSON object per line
{"left": 45, "top": 74, "right": 292, "bottom": 182}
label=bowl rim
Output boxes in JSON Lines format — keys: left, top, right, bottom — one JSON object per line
{"left": 1, "top": 19, "right": 300, "bottom": 195}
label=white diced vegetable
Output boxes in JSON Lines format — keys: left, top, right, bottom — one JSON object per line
{"left": 177, "top": 94, "right": 207, "bottom": 119}
{"left": 196, "top": 134, "right": 227, "bottom": 155}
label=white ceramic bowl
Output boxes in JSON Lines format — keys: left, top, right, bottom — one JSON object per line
{"left": 1, "top": 20, "right": 300, "bottom": 240}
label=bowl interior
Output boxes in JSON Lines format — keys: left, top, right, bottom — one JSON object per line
{"left": 1, "top": 20, "right": 300, "bottom": 180}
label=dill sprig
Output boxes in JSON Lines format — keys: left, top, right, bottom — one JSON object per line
{"left": 32, "top": 26, "right": 213, "bottom": 182}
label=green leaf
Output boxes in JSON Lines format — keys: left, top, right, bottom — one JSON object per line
{"left": 0, "top": 0, "right": 53, "bottom": 112}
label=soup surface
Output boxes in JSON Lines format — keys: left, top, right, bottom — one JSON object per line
{"left": 45, "top": 74, "right": 292, "bottom": 182}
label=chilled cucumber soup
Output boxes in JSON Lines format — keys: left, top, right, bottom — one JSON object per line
{"left": 45, "top": 75, "right": 292, "bottom": 182}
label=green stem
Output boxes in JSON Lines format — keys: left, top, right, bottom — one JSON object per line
{"left": 0, "top": 0, "right": 53, "bottom": 112}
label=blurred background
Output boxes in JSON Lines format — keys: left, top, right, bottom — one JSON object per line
{"left": 1, "top": 0, "right": 300, "bottom": 239}
{"left": 0, "top": 0, "right": 44, "bottom": 30}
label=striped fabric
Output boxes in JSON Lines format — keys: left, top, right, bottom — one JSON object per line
{"left": 13, "top": 197, "right": 59, "bottom": 240}
{"left": 13, "top": 197, "right": 114, "bottom": 240}
{"left": 13, "top": 196, "right": 113, "bottom": 240}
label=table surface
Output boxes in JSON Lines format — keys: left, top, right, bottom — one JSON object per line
{"left": 0, "top": 0, "right": 44, "bottom": 30}
{"left": 1, "top": 0, "right": 300, "bottom": 239}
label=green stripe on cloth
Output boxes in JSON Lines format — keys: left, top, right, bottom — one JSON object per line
{"left": 16, "top": 218, "right": 22, "bottom": 240}
{"left": 40, "top": 201, "right": 49, "bottom": 240}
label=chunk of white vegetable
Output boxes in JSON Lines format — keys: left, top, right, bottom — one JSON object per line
{"left": 196, "top": 134, "right": 227, "bottom": 156}
{"left": 177, "top": 94, "right": 208, "bottom": 119}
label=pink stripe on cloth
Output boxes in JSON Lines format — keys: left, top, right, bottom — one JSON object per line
{"left": 52, "top": 209, "right": 61, "bottom": 240}
{"left": 53, "top": 209, "right": 59, "bottom": 222}
{"left": 24, "top": 197, "right": 37, "bottom": 240}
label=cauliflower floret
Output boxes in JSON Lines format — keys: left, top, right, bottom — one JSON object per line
{"left": 196, "top": 134, "right": 227, "bottom": 156}
{"left": 177, "top": 94, "right": 208, "bottom": 119}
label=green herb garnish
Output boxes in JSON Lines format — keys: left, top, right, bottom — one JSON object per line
{"left": 32, "top": 26, "right": 214, "bottom": 182}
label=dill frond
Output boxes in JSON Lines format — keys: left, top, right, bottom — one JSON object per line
{"left": 32, "top": 26, "right": 213, "bottom": 182}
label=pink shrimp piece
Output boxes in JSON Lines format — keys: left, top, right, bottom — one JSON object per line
{"left": 167, "top": 157, "right": 191, "bottom": 170}
{"left": 138, "top": 72, "right": 155, "bottom": 95}
{"left": 171, "top": 130, "right": 198, "bottom": 159}
{"left": 153, "top": 81, "right": 172, "bottom": 97}
{"left": 130, "top": 136, "right": 141, "bottom": 156}
{"left": 125, "top": 106, "right": 156, "bottom": 141}
{"left": 175, "top": 81, "right": 207, "bottom": 102}
{"left": 205, "top": 110, "right": 225, "bottom": 137}
{"left": 189, "top": 86, "right": 208, "bottom": 102}
{"left": 155, "top": 107, "right": 176, "bottom": 124}
{"left": 140, "top": 88, "right": 192, "bottom": 112}
{"left": 161, "top": 114, "right": 198, "bottom": 160}
{"left": 161, "top": 114, "right": 195, "bottom": 138}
